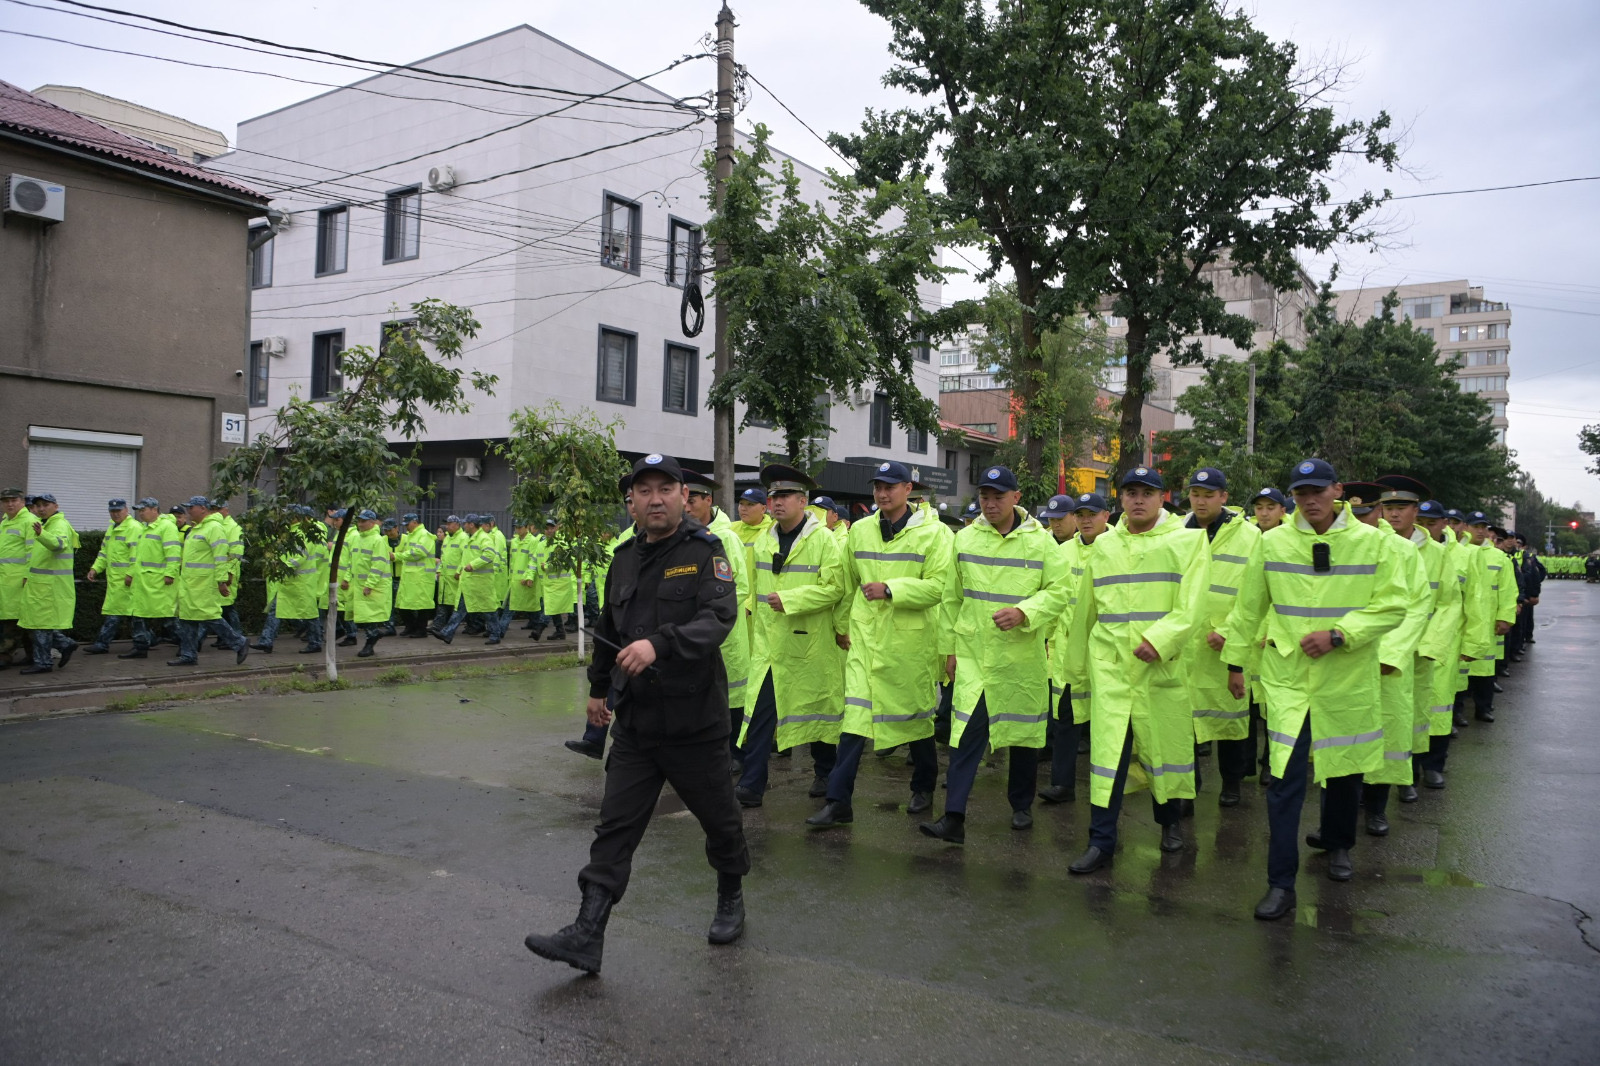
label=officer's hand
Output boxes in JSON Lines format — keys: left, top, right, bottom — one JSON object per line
{"left": 1134, "top": 639, "right": 1160, "bottom": 663}
{"left": 1460, "top": 653, "right": 1475, "bottom": 662}
{"left": 1227, "top": 673, "right": 1246, "bottom": 701}
{"left": 1206, "top": 630, "right": 1226, "bottom": 651}
{"left": 363, "top": 587, "right": 372, "bottom": 597}
{"left": 861, "top": 582, "right": 890, "bottom": 601}
{"left": 32, "top": 521, "right": 41, "bottom": 534}
{"left": 945, "top": 655, "right": 956, "bottom": 683}
{"left": 340, "top": 581, "right": 349, "bottom": 590}
{"left": 992, "top": 607, "right": 1026, "bottom": 630}
{"left": 586, "top": 696, "right": 613, "bottom": 727}
{"left": 835, "top": 633, "right": 851, "bottom": 651}
{"left": 1381, "top": 664, "right": 1398, "bottom": 675}
{"left": 86, "top": 570, "right": 99, "bottom": 583}
{"left": 767, "top": 592, "right": 785, "bottom": 613}
{"left": 1300, "top": 630, "right": 1336, "bottom": 658}
{"left": 218, "top": 583, "right": 229, "bottom": 597}
{"left": 617, "top": 638, "right": 657, "bottom": 677}
{"left": 163, "top": 576, "right": 174, "bottom": 585}
{"left": 1530, "top": 596, "right": 1540, "bottom": 606}
{"left": 1494, "top": 620, "right": 1511, "bottom": 635}
{"left": 463, "top": 565, "right": 473, "bottom": 573}
{"left": 124, "top": 575, "right": 133, "bottom": 588}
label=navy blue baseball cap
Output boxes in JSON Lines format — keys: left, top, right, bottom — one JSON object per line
{"left": 1187, "top": 467, "right": 1226, "bottom": 491}
{"left": 183, "top": 495, "right": 210, "bottom": 508}
{"left": 1466, "top": 510, "right": 1490, "bottom": 526}
{"left": 1418, "top": 500, "right": 1446, "bottom": 518}
{"left": 446, "top": 514, "right": 462, "bottom": 523}
{"left": 811, "top": 495, "right": 836, "bottom": 509}
{"left": 1288, "top": 458, "right": 1337, "bottom": 490}
{"left": 1039, "top": 494, "right": 1075, "bottom": 518}
{"left": 356, "top": 508, "right": 378, "bottom": 521}
{"left": 380, "top": 518, "right": 398, "bottom": 530}
{"left": 107, "top": 498, "right": 128, "bottom": 510}
{"left": 963, "top": 502, "right": 979, "bottom": 516}
{"left": 870, "top": 460, "right": 913, "bottom": 484}
{"left": 209, "top": 497, "right": 229, "bottom": 509}
{"left": 402, "top": 512, "right": 420, "bottom": 523}
{"left": 1072, "top": 492, "right": 1110, "bottom": 513}
{"left": 1249, "top": 487, "right": 1288, "bottom": 506}
{"left": 1443, "top": 507, "right": 1462, "bottom": 520}
{"left": 135, "top": 496, "right": 160, "bottom": 509}
{"left": 835, "top": 504, "right": 850, "bottom": 519}
{"left": 1120, "top": 465, "right": 1164, "bottom": 490}
{"left": 978, "top": 465, "right": 1019, "bottom": 492}
{"left": 631, "top": 452, "right": 684, "bottom": 484}
{"left": 31, "top": 492, "right": 58, "bottom": 505}
{"left": 739, "top": 487, "right": 767, "bottom": 504}
{"left": 330, "top": 508, "right": 348, "bottom": 519}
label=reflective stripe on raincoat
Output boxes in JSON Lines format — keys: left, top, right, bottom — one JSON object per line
{"left": 1370, "top": 524, "right": 1430, "bottom": 785}
{"left": 129, "top": 513, "right": 181, "bottom": 618}
{"left": 19, "top": 510, "right": 78, "bottom": 629}
{"left": 92, "top": 515, "right": 141, "bottom": 616}
{"left": 0, "top": 508, "right": 35, "bottom": 620}
{"left": 437, "top": 529, "right": 468, "bottom": 609}
{"left": 704, "top": 509, "right": 751, "bottom": 709}
{"left": 352, "top": 527, "right": 393, "bottom": 624}
{"left": 1186, "top": 513, "right": 1261, "bottom": 744}
{"left": 395, "top": 526, "right": 437, "bottom": 610}
{"left": 176, "top": 513, "right": 228, "bottom": 623}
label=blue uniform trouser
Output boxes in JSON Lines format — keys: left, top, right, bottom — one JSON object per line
{"left": 825, "top": 731, "right": 937, "bottom": 803}
{"left": 92, "top": 615, "right": 124, "bottom": 648}
{"left": 29, "top": 629, "right": 76, "bottom": 667}
{"left": 1418, "top": 733, "right": 1450, "bottom": 773}
{"left": 737, "top": 675, "right": 837, "bottom": 797}
{"left": 176, "top": 617, "right": 242, "bottom": 662}
{"left": 206, "top": 605, "right": 242, "bottom": 642}
{"left": 487, "top": 604, "right": 511, "bottom": 640}
{"left": 258, "top": 599, "right": 281, "bottom": 646}
{"left": 438, "top": 596, "right": 487, "bottom": 640}
{"left": 944, "top": 694, "right": 1038, "bottom": 816}
{"left": 1049, "top": 685, "right": 1081, "bottom": 788}
{"left": 130, "top": 617, "right": 156, "bottom": 651}
{"left": 1266, "top": 718, "right": 1360, "bottom": 889}
{"left": 1086, "top": 720, "right": 1179, "bottom": 851}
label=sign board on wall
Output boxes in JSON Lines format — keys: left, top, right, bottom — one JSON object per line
{"left": 220, "top": 413, "right": 246, "bottom": 444}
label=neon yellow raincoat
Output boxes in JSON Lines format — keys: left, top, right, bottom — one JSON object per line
{"left": 0, "top": 506, "right": 35, "bottom": 621}
{"left": 1425, "top": 531, "right": 1468, "bottom": 732}
{"left": 175, "top": 512, "right": 228, "bottom": 623}
{"left": 703, "top": 509, "right": 751, "bottom": 708}
{"left": 20, "top": 510, "right": 78, "bottom": 630}
{"left": 91, "top": 514, "right": 141, "bottom": 617}
{"left": 1370, "top": 526, "right": 1431, "bottom": 785}
{"left": 460, "top": 528, "right": 501, "bottom": 614}
{"left": 129, "top": 513, "right": 181, "bottom": 619}
{"left": 1186, "top": 511, "right": 1262, "bottom": 744}
{"left": 395, "top": 525, "right": 437, "bottom": 610}
{"left": 437, "top": 528, "right": 468, "bottom": 610}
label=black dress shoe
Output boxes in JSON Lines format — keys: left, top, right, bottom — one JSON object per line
{"left": 1422, "top": 769, "right": 1446, "bottom": 789}
{"left": 734, "top": 786, "right": 762, "bottom": 808}
{"left": 429, "top": 628, "right": 453, "bottom": 645}
{"left": 1475, "top": 710, "right": 1495, "bottom": 723}
{"left": 235, "top": 642, "right": 250, "bottom": 665}
{"left": 1219, "top": 782, "right": 1242, "bottom": 807}
{"left": 1305, "top": 832, "right": 1329, "bottom": 851}
{"left": 1453, "top": 709, "right": 1470, "bottom": 727}
{"left": 545, "top": 631, "right": 567, "bottom": 641}
{"left": 485, "top": 637, "right": 501, "bottom": 645}
{"left": 1365, "top": 813, "right": 1389, "bottom": 836}
{"left": 57, "top": 643, "right": 76, "bottom": 670}
{"left": 1398, "top": 784, "right": 1419, "bottom": 803}
{"left": 1011, "top": 809, "right": 1033, "bottom": 830}
{"left": 907, "top": 791, "right": 932, "bottom": 814}
{"left": 1068, "top": 846, "right": 1112, "bottom": 874}
{"left": 1327, "top": 848, "right": 1354, "bottom": 882}
{"left": 83, "top": 645, "right": 109, "bottom": 655}
{"left": 1038, "top": 785, "right": 1076, "bottom": 804}
{"left": 1160, "top": 822, "right": 1183, "bottom": 852}
{"left": 1254, "top": 886, "right": 1296, "bottom": 921}
{"left": 808, "top": 776, "right": 828, "bottom": 798}
{"left": 337, "top": 636, "right": 358, "bottom": 647}
{"left": 1491, "top": 680, "right": 1504, "bottom": 693}
{"left": 708, "top": 879, "right": 745, "bottom": 945}
{"left": 918, "top": 814, "right": 965, "bottom": 844}
{"left": 805, "top": 801, "right": 853, "bottom": 828}
{"left": 298, "top": 644, "right": 323, "bottom": 654}
{"left": 563, "top": 738, "right": 603, "bottom": 759}
{"left": 250, "top": 642, "right": 274, "bottom": 652}
{"left": 18, "top": 664, "right": 52, "bottom": 675}
{"left": 165, "top": 658, "right": 198, "bottom": 666}
{"left": 116, "top": 648, "right": 148, "bottom": 659}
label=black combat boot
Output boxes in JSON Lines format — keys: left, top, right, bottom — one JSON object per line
{"left": 525, "top": 882, "right": 614, "bottom": 974}
{"left": 356, "top": 636, "right": 379, "bottom": 658}
{"left": 708, "top": 872, "right": 745, "bottom": 945}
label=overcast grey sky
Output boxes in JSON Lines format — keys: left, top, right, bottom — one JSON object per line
{"left": 4, "top": 0, "right": 1596, "bottom": 510}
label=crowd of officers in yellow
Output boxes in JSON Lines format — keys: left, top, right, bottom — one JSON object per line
{"left": 0, "top": 488, "right": 598, "bottom": 672}
{"left": 565, "top": 456, "right": 1534, "bottom": 923}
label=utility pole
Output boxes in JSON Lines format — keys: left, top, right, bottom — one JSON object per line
{"left": 1245, "top": 361, "right": 1257, "bottom": 456}
{"left": 711, "top": 4, "right": 736, "bottom": 515}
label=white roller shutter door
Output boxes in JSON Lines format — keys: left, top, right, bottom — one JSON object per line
{"left": 27, "top": 441, "right": 139, "bottom": 527}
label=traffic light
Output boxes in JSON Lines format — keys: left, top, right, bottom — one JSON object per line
{"left": 1571, "top": 520, "right": 1581, "bottom": 530}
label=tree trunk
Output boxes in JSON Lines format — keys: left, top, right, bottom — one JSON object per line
{"left": 323, "top": 517, "right": 352, "bottom": 682}
{"left": 1116, "top": 316, "right": 1152, "bottom": 485}
{"left": 1013, "top": 269, "right": 1046, "bottom": 481}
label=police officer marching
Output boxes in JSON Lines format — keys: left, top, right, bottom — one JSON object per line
{"left": 17, "top": 493, "right": 80, "bottom": 674}
{"left": 83, "top": 498, "right": 139, "bottom": 655}
{"left": 524, "top": 453, "right": 746, "bottom": 974}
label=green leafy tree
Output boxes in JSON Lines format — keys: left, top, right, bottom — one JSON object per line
{"left": 1160, "top": 292, "right": 1515, "bottom": 506}
{"left": 977, "top": 284, "right": 1118, "bottom": 506}
{"left": 492, "top": 402, "right": 630, "bottom": 661}
{"left": 830, "top": 0, "right": 1398, "bottom": 484}
{"left": 212, "top": 299, "right": 493, "bottom": 678}
{"left": 705, "top": 123, "right": 974, "bottom": 467}
{"left": 1580, "top": 423, "right": 1600, "bottom": 478}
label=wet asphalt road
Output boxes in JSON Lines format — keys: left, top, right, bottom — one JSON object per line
{"left": 2, "top": 585, "right": 1597, "bottom": 1065}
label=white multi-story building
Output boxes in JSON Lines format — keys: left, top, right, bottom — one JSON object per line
{"left": 211, "top": 26, "right": 942, "bottom": 519}
{"left": 1331, "top": 280, "right": 1511, "bottom": 445}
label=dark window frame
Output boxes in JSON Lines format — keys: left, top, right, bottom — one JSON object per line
{"left": 596, "top": 325, "right": 638, "bottom": 406}
{"left": 600, "top": 192, "right": 642, "bottom": 274}
{"left": 310, "top": 329, "right": 345, "bottom": 400}
{"left": 912, "top": 331, "right": 931, "bottom": 362}
{"left": 666, "top": 216, "right": 702, "bottom": 286}
{"left": 869, "top": 392, "right": 893, "bottom": 448}
{"left": 247, "top": 340, "right": 269, "bottom": 406}
{"left": 315, "top": 204, "right": 349, "bottom": 276}
{"left": 249, "top": 225, "right": 274, "bottom": 289}
{"left": 382, "top": 186, "right": 422, "bottom": 264}
{"left": 661, "top": 341, "right": 699, "bottom": 415}
{"left": 906, "top": 424, "right": 928, "bottom": 454}
{"left": 379, "top": 317, "right": 419, "bottom": 356}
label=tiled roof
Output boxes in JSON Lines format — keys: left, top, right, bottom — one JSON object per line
{"left": 0, "top": 79, "right": 264, "bottom": 201}
{"left": 939, "top": 418, "right": 1003, "bottom": 445}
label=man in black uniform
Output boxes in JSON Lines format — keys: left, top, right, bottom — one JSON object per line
{"left": 525, "top": 453, "right": 746, "bottom": 975}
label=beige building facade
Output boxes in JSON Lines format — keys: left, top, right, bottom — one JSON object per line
{"left": 31, "top": 84, "right": 229, "bottom": 162}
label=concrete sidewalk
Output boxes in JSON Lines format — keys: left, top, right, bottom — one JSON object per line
{"left": 0, "top": 622, "right": 581, "bottom": 720}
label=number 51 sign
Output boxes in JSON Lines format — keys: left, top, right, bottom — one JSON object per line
{"left": 221, "top": 413, "right": 247, "bottom": 444}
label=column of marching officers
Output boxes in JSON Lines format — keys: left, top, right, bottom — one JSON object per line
{"left": 562, "top": 456, "right": 1542, "bottom": 922}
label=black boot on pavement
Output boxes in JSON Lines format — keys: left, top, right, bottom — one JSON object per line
{"left": 84, "top": 645, "right": 109, "bottom": 655}
{"left": 1366, "top": 813, "right": 1389, "bottom": 836}
{"left": 1038, "top": 785, "right": 1075, "bottom": 804}
{"left": 1327, "top": 849, "right": 1354, "bottom": 882}
{"left": 1068, "top": 846, "right": 1112, "bottom": 874}
{"left": 1160, "top": 822, "right": 1184, "bottom": 852}
{"left": 564, "top": 738, "right": 604, "bottom": 760}
{"left": 806, "top": 801, "right": 853, "bottom": 828}
{"left": 117, "top": 648, "right": 148, "bottom": 659}
{"left": 907, "top": 791, "right": 932, "bottom": 814}
{"left": 918, "top": 812, "right": 965, "bottom": 844}
{"left": 708, "top": 873, "right": 745, "bottom": 945}
{"left": 356, "top": 637, "right": 379, "bottom": 658}
{"left": 1254, "top": 887, "right": 1296, "bottom": 921}
{"left": 1219, "top": 781, "right": 1242, "bottom": 807}
{"left": 1398, "top": 784, "right": 1419, "bottom": 803}
{"left": 1422, "top": 769, "right": 1446, "bottom": 789}
{"left": 57, "top": 642, "right": 76, "bottom": 670}
{"left": 525, "top": 882, "right": 613, "bottom": 974}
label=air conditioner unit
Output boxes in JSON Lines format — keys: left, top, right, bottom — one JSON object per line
{"left": 427, "top": 165, "right": 457, "bottom": 192}
{"left": 262, "top": 336, "right": 288, "bottom": 357}
{"left": 850, "top": 387, "right": 872, "bottom": 406}
{"left": 5, "top": 174, "right": 66, "bottom": 223}
{"left": 454, "top": 457, "right": 482, "bottom": 480}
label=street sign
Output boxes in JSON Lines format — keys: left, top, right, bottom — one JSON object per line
{"left": 913, "top": 465, "right": 957, "bottom": 496}
{"left": 220, "top": 413, "right": 246, "bottom": 444}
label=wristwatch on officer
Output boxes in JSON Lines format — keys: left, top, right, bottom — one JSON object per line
{"left": 1328, "top": 629, "right": 1345, "bottom": 649}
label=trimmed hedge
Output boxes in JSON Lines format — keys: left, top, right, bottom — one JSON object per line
{"left": 65, "top": 529, "right": 270, "bottom": 642}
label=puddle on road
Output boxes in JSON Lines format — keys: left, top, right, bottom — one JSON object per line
{"left": 1383, "top": 868, "right": 1485, "bottom": 888}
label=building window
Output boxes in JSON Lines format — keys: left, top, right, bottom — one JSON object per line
{"left": 249, "top": 227, "right": 274, "bottom": 288}
{"left": 315, "top": 205, "right": 348, "bottom": 276}
{"left": 311, "top": 330, "right": 344, "bottom": 399}
{"left": 747, "top": 412, "right": 775, "bottom": 429}
{"left": 1457, "top": 374, "right": 1507, "bottom": 394}
{"left": 869, "top": 392, "right": 892, "bottom": 447}
{"left": 379, "top": 318, "right": 418, "bottom": 356}
{"left": 1492, "top": 427, "right": 1507, "bottom": 446}
{"left": 601, "top": 193, "right": 641, "bottom": 273}
{"left": 944, "top": 449, "right": 958, "bottom": 471}
{"left": 383, "top": 187, "right": 421, "bottom": 263}
{"left": 247, "top": 341, "right": 268, "bottom": 406}
{"left": 662, "top": 342, "right": 698, "bottom": 414}
{"left": 596, "top": 327, "right": 637, "bottom": 405}
{"left": 1413, "top": 326, "right": 1433, "bottom": 340}
{"left": 1464, "top": 348, "right": 1508, "bottom": 367}
{"left": 907, "top": 425, "right": 928, "bottom": 453}
{"left": 1487, "top": 322, "right": 1509, "bottom": 339}
{"left": 1489, "top": 401, "right": 1507, "bottom": 418}
{"left": 1448, "top": 323, "right": 1507, "bottom": 343}
{"left": 667, "top": 218, "right": 701, "bottom": 286}
{"left": 913, "top": 332, "right": 931, "bottom": 362}
{"left": 1396, "top": 296, "right": 1444, "bottom": 320}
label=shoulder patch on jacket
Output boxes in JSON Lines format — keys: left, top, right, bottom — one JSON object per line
{"left": 713, "top": 556, "right": 733, "bottom": 582}
{"left": 664, "top": 564, "right": 699, "bottom": 578}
